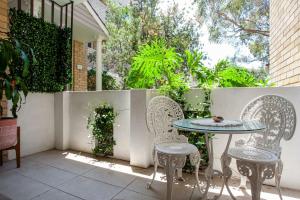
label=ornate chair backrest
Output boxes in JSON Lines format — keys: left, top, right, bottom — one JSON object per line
{"left": 146, "top": 96, "right": 186, "bottom": 144}
{"left": 241, "top": 95, "right": 296, "bottom": 153}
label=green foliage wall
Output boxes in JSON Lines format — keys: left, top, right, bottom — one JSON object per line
{"left": 9, "top": 9, "right": 72, "bottom": 92}
{"left": 87, "top": 104, "right": 117, "bottom": 156}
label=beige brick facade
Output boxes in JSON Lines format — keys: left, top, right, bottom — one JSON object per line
{"left": 270, "top": 0, "right": 300, "bottom": 86}
{"left": 0, "top": 0, "right": 8, "bottom": 38}
{"left": 0, "top": 0, "right": 8, "bottom": 116}
{"left": 73, "top": 40, "right": 87, "bottom": 91}
{"left": 1, "top": 0, "right": 8, "bottom": 162}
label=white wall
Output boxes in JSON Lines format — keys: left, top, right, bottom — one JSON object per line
{"left": 211, "top": 87, "right": 300, "bottom": 190}
{"left": 55, "top": 91, "right": 131, "bottom": 161}
{"left": 8, "top": 93, "right": 55, "bottom": 159}
{"left": 7, "top": 88, "right": 300, "bottom": 190}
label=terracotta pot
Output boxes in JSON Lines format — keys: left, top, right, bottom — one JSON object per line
{"left": 0, "top": 118, "right": 17, "bottom": 150}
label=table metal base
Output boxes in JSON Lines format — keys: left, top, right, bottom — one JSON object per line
{"left": 196, "top": 133, "right": 236, "bottom": 200}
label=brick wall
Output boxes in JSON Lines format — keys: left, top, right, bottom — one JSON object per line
{"left": 73, "top": 40, "right": 87, "bottom": 91}
{"left": 0, "top": 0, "right": 8, "bottom": 38}
{"left": 270, "top": 0, "right": 300, "bottom": 86}
{"left": 0, "top": 0, "right": 8, "bottom": 116}
{"left": 0, "top": 0, "right": 8, "bottom": 161}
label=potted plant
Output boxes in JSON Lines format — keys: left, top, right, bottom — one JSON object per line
{"left": 0, "top": 38, "right": 33, "bottom": 167}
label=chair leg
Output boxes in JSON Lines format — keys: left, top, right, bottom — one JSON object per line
{"left": 166, "top": 158, "right": 175, "bottom": 200}
{"left": 147, "top": 151, "right": 158, "bottom": 189}
{"left": 239, "top": 175, "right": 247, "bottom": 189}
{"left": 177, "top": 168, "right": 184, "bottom": 181}
{"left": 237, "top": 160, "right": 264, "bottom": 200}
{"left": 248, "top": 165, "right": 263, "bottom": 200}
{"left": 194, "top": 162, "right": 202, "bottom": 194}
{"left": 275, "top": 160, "right": 283, "bottom": 200}
{"left": 16, "top": 127, "right": 20, "bottom": 168}
{"left": 0, "top": 150, "right": 2, "bottom": 166}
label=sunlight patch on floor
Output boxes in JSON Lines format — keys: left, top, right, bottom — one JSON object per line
{"left": 64, "top": 151, "right": 300, "bottom": 200}
{"left": 64, "top": 152, "right": 166, "bottom": 181}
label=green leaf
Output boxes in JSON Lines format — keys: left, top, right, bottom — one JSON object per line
{"left": 12, "top": 92, "right": 20, "bottom": 106}
{"left": 20, "top": 81, "right": 28, "bottom": 97}
{"left": 20, "top": 50, "right": 29, "bottom": 77}
{"left": 5, "top": 80, "right": 12, "bottom": 100}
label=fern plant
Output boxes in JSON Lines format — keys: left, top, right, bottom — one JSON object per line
{"left": 127, "top": 39, "right": 186, "bottom": 90}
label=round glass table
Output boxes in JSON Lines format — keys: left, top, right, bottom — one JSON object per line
{"left": 173, "top": 118, "right": 266, "bottom": 200}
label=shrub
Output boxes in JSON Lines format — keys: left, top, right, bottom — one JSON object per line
{"left": 87, "top": 69, "right": 120, "bottom": 91}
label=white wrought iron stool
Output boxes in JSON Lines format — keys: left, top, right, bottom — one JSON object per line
{"left": 227, "top": 95, "right": 296, "bottom": 200}
{"left": 146, "top": 96, "right": 201, "bottom": 200}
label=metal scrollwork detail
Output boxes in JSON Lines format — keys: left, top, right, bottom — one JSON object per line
{"left": 221, "top": 155, "right": 232, "bottom": 178}
{"left": 241, "top": 95, "right": 296, "bottom": 153}
{"left": 147, "top": 96, "right": 186, "bottom": 145}
{"left": 262, "top": 164, "right": 275, "bottom": 180}
{"left": 157, "top": 152, "right": 186, "bottom": 169}
{"left": 189, "top": 151, "right": 201, "bottom": 167}
{"left": 230, "top": 95, "right": 296, "bottom": 200}
{"left": 146, "top": 96, "right": 202, "bottom": 200}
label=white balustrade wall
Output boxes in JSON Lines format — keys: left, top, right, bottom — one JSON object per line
{"left": 8, "top": 87, "right": 300, "bottom": 190}
{"left": 8, "top": 93, "right": 55, "bottom": 159}
{"left": 54, "top": 90, "right": 131, "bottom": 161}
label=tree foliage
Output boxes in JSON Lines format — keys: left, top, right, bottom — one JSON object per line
{"left": 196, "top": 0, "right": 269, "bottom": 64}
{"left": 87, "top": 69, "right": 120, "bottom": 91}
{"left": 103, "top": 0, "right": 200, "bottom": 88}
{"left": 127, "top": 39, "right": 185, "bottom": 89}
{"left": 196, "top": 59, "right": 271, "bottom": 88}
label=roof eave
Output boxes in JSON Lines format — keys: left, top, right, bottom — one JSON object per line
{"left": 83, "top": 1, "right": 109, "bottom": 38}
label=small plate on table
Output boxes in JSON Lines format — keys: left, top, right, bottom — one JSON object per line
{"left": 191, "top": 118, "right": 243, "bottom": 127}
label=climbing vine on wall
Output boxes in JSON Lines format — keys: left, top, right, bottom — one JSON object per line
{"left": 9, "top": 8, "right": 72, "bottom": 92}
{"left": 87, "top": 103, "right": 117, "bottom": 156}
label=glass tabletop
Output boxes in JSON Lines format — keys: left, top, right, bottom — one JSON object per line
{"left": 173, "top": 118, "right": 266, "bottom": 134}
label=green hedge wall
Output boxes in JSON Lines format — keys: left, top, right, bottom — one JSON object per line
{"left": 9, "top": 8, "right": 72, "bottom": 92}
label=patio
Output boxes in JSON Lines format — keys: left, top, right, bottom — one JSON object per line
{"left": 0, "top": 150, "right": 299, "bottom": 200}
{"left": 1, "top": 0, "right": 300, "bottom": 200}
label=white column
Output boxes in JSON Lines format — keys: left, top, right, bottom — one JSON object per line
{"left": 130, "top": 90, "right": 153, "bottom": 168}
{"left": 96, "top": 36, "right": 103, "bottom": 91}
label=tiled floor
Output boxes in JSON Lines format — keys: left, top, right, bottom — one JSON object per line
{"left": 0, "top": 150, "right": 299, "bottom": 200}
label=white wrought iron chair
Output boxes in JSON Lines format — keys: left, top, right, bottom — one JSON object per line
{"left": 228, "top": 95, "right": 296, "bottom": 200}
{"left": 146, "top": 96, "right": 201, "bottom": 200}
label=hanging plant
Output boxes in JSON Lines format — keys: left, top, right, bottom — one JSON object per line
{"left": 87, "top": 103, "right": 117, "bottom": 156}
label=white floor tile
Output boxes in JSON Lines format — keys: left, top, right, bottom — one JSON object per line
{"left": 57, "top": 176, "right": 122, "bottom": 200}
